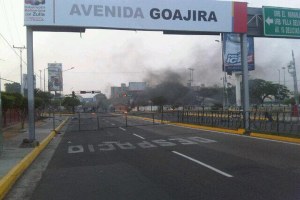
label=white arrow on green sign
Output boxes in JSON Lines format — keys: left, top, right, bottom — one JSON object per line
{"left": 263, "top": 6, "right": 300, "bottom": 37}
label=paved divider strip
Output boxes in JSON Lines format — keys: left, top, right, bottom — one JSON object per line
{"left": 129, "top": 115, "right": 300, "bottom": 144}
{"left": 251, "top": 132, "right": 300, "bottom": 144}
{"left": 0, "top": 117, "right": 69, "bottom": 200}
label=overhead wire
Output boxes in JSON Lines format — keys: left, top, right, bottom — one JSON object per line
{"left": 8, "top": 0, "right": 22, "bottom": 45}
{"left": 0, "top": 0, "right": 15, "bottom": 44}
{"left": 0, "top": 33, "right": 41, "bottom": 80}
{"left": 0, "top": 77, "right": 17, "bottom": 83}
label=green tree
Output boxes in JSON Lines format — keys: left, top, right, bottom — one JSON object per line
{"left": 273, "top": 83, "right": 290, "bottom": 102}
{"left": 94, "top": 93, "right": 109, "bottom": 112}
{"left": 34, "top": 89, "right": 52, "bottom": 110}
{"left": 5, "top": 83, "right": 21, "bottom": 93}
{"left": 8, "top": 93, "right": 27, "bottom": 129}
{"left": 249, "top": 79, "right": 290, "bottom": 104}
{"left": 62, "top": 96, "right": 80, "bottom": 113}
{"left": 1, "top": 92, "right": 15, "bottom": 126}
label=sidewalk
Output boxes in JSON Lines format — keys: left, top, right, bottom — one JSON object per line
{"left": 0, "top": 116, "right": 69, "bottom": 199}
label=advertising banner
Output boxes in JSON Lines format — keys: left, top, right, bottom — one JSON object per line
{"left": 48, "top": 63, "right": 63, "bottom": 91}
{"left": 222, "top": 33, "right": 255, "bottom": 73}
{"left": 24, "top": 0, "right": 247, "bottom": 33}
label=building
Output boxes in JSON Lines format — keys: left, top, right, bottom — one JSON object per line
{"left": 128, "top": 82, "right": 146, "bottom": 92}
{"left": 111, "top": 83, "right": 128, "bottom": 98}
{"left": 110, "top": 82, "right": 146, "bottom": 98}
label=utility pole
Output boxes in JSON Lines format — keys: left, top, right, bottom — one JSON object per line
{"left": 282, "top": 67, "right": 286, "bottom": 87}
{"left": 39, "top": 70, "right": 42, "bottom": 90}
{"left": 44, "top": 67, "right": 46, "bottom": 92}
{"left": 13, "top": 45, "right": 26, "bottom": 95}
{"left": 288, "top": 50, "right": 299, "bottom": 106}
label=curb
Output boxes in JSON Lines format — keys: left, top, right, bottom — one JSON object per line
{"left": 169, "top": 122, "right": 245, "bottom": 135}
{"left": 127, "top": 115, "right": 244, "bottom": 135}
{"left": 250, "top": 132, "right": 300, "bottom": 144}
{"left": 0, "top": 117, "right": 69, "bottom": 200}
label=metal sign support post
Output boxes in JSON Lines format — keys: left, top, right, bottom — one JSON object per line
{"left": 240, "top": 33, "right": 250, "bottom": 132}
{"left": 26, "top": 27, "right": 36, "bottom": 142}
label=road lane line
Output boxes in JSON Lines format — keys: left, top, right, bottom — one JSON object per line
{"left": 111, "top": 123, "right": 115, "bottom": 126}
{"left": 172, "top": 151, "right": 233, "bottom": 178}
{"left": 133, "top": 134, "right": 145, "bottom": 140}
{"left": 119, "top": 127, "right": 126, "bottom": 131}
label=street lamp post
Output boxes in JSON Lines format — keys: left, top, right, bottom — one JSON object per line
{"left": 62, "top": 67, "right": 75, "bottom": 94}
{"left": 277, "top": 69, "right": 281, "bottom": 85}
{"left": 215, "top": 39, "right": 229, "bottom": 109}
{"left": 59, "top": 67, "right": 75, "bottom": 115}
{"left": 282, "top": 67, "right": 286, "bottom": 87}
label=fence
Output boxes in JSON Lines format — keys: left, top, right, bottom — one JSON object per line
{"left": 2, "top": 109, "right": 20, "bottom": 128}
{"left": 67, "top": 112, "right": 161, "bottom": 132}
{"left": 129, "top": 110, "right": 300, "bottom": 137}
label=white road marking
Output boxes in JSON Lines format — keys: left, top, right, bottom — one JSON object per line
{"left": 88, "top": 144, "right": 95, "bottom": 152}
{"left": 111, "top": 123, "right": 115, "bottom": 126}
{"left": 119, "top": 127, "right": 126, "bottom": 131}
{"left": 133, "top": 134, "right": 145, "bottom": 140}
{"left": 172, "top": 151, "right": 233, "bottom": 178}
{"left": 68, "top": 137, "right": 216, "bottom": 154}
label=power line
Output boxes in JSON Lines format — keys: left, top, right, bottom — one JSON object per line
{"left": 13, "top": 45, "right": 26, "bottom": 95}
{"left": 0, "top": 0, "right": 14, "bottom": 44}
{"left": 8, "top": 0, "right": 21, "bottom": 44}
{"left": 0, "top": 32, "right": 24, "bottom": 63}
{"left": 0, "top": 77, "right": 17, "bottom": 83}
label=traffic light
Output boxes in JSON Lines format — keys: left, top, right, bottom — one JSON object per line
{"left": 80, "top": 91, "right": 86, "bottom": 94}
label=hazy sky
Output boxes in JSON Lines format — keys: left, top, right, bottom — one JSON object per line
{"left": 1, "top": 0, "right": 300, "bottom": 97}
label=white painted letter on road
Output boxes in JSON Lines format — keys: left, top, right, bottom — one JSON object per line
{"left": 98, "top": 142, "right": 116, "bottom": 151}
{"left": 68, "top": 145, "right": 84, "bottom": 153}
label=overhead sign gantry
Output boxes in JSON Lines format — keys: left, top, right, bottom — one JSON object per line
{"left": 25, "top": 0, "right": 247, "bottom": 33}
{"left": 24, "top": 0, "right": 249, "bottom": 142}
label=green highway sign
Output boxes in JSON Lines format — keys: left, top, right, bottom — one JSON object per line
{"left": 263, "top": 6, "right": 300, "bottom": 37}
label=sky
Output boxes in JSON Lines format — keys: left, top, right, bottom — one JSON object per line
{"left": 1, "top": 0, "right": 300, "bottom": 97}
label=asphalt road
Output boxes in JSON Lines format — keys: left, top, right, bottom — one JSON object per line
{"left": 29, "top": 113, "right": 300, "bottom": 200}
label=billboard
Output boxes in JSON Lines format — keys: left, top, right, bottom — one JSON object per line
{"left": 48, "top": 63, "right": 63, "bottom": 91}
{"left": 129, "top": 82, "right": 146, "bottom": 91}
{"left": 24, "top": 0, "right": 247, "bottom": 33}
{"left": 222, "top": 33, "right": 255, "bottom": 73}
